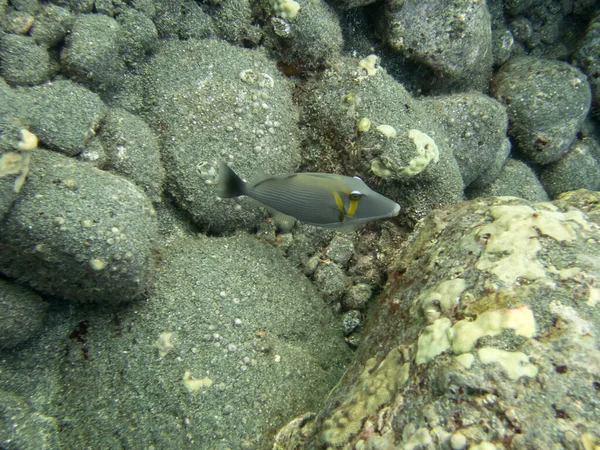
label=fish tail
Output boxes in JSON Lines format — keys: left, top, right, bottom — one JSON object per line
{"left": 218, "top": 162, "right": 246, "bottom": 198}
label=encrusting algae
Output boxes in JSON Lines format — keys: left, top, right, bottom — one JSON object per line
{"left": 0, "top": 128, "right": 38, "bottom": 192}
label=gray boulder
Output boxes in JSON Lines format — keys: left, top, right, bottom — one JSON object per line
{"left": 152, "top": 0, "right": 213, "bottom": 40}
{"left": 30, "top": 4, "right": 73, "bottom": 48}
{"left": 98, "top": 108, "right": 165, "bottom": 203}
{"left": 467, "top": 158, "right": 549, "bottom": 202}
{"left": 0, "top": 34, "right": 53, "bottom": 86}
{"left": 574, "top": 13, "right": 600, "bottom": 110}
{"left": 115, "top": 8, "right": 158, "bottom": 66}
{"left": 276, "top": 191, "right": 600, "bottom": 449}
{"left": 263, "top": 0, "right": 343, "bottom": 70}
{"left": 0, "top": 279, "right": 48, "bottom": 349}
{"left": 141, "top": 39, "right": 301, "bottom": 232}
{"left": 492, "top": 57, "right": 591, "bottom": 165}
{"left": 207, "top": 0, "right": 262, "bottom": 45}
{"left": 0, "top": 233, "right": 351, "bottom": 449}
{"left": 22, "top": 80, "right": 107, "bottom": 156}
{"left": 422, "top": 92, "right": 508, "bottom": 187}
{"left": 0, "top": 390, "right": 60, "bottom": 449}
{"left": 540, "top": 139, "right": 600, "bottom": 198}
{"left": 385, "top": 0, "right": 493, "bottom": 91}
{"left": 0, "top": 150, "right": 158, "bottom": 304}
{"left": 61, "top": 13, "right": 125, "bottom": 91}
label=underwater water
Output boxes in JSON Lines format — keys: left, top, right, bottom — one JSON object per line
{"left": 0, "top": 1, "right": 599, "bottom": 449}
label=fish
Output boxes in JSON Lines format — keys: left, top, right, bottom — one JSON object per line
{"left": 218, "top": 162, "right": 401, "bottom": 228}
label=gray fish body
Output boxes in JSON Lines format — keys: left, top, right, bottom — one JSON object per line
{"left": 218, "top": 162, "right": 400, "bottom": 228}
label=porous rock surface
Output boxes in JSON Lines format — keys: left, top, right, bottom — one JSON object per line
{"left": 275, "top": 190, "right": 600, "bottom": 449}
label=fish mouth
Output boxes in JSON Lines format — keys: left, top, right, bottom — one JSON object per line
{"left": 391, "top": 203, "right": 401, "bottom": 217}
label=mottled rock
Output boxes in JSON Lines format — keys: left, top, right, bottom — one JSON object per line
{"left": 0, "top": 150, "right": 157, "bottom": 303}
{"left": 343, "top": 283, "right": 372, "bottom": 310}
{"left": 30, "top": 4, "right": 73, "bottom": 48}
{"left": 342, "top": 310, "right": 361, "bottom": 336}
{"left": 207, "top": 0, "right": 262, "bottom": 45}
{"left": 385, "top": 0, "right": 493, "bottom": 91}
{"left": 314, "top": 261, "right": 347, "bottom": 302}
{"left": 0, "top": 279, "right": 48, "bottom": 349}
{"left": 0, "top": 390, "right": 60, "bottom": 448}
{"left": 23, "top": 80, "right": 107, "bottom": 156}
{"left": 115, "top": 8, "right": 158, "bottom": 65}
{"left": 422, "top": 92, "right": 508, "bottom": 187}
{"left": 98, "top": 108, "right": 164, "bottom": 202}
{"left": 469, "top": 138, "right": 511, "bottom": 190}
{"left": 0, "top": 34, "right": 52, "bottom": 86}
{"left": 277, "top": 191, "right": 600, "bottom": 449}
{"left": 325, "top": 235, "right": 355, "bottom": 266}
{"left": 574, "top": 13, "right": 600, "bottom": 110}
{"left": 0, "top": 233, "right": 351, "bottom": 449}
{"left": 263, "top": 0, "right": 343, "bottom": 69}
{"left": 48, "top": 0, "right": 95, "bottom": 13}
{"left": 152, "top": 0, "right": 213, "bottom": 40}
{"left": 467, "top": 158, "right": 549, "bottom": 202}
{"left": 142, "top": 39, "right": 300, "bottom": 232}
{"left": 503, "top": 0, "right": 594, "bottom": 60}
{"left": 540, "top": 139, "right": 600, "bottom": 198}
{"left": 492, "top": 57, "right": 591, "bottom": 165}
{"left": 61, "top": 13, "right": 125, "bottom": 91}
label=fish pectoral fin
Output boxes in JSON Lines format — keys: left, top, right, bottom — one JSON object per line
{"left": 270, "top": 209, "right": 296, "bottom": 233}
{"left": 337, "top": 223, "right": 358, "bottom": 233}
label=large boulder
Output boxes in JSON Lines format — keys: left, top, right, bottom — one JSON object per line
{"left": 276, "top": 190, "right": 600, "bottom": 449}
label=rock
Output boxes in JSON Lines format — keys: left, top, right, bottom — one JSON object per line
{"left": 0, "top": 279, "right": 48, "bottom": 349}
{"left": 98, "top": 108, "right": 165, "bottom": 202}
{"left": 342, "top": 310, "right": 361, "bottom": 336}
{"left": 314, "top": 261, "right": 347, "bottom": 302}
{"left": 343, "top": 283, "right": 372, "bottom": 310}
{"left": 61, "top": 13, "right": 125, "bottom": 91}
{"left": 0, "top": 150, "right": 158, "bottom": 303}
{"left": 540, "top": 139, "right": 600, "bottom": 198}
{"left": 492, "top": 57, "right": 591, "bottom": 165}
{"left": 152, "top": 0, "right": 213, "bottom": 40}
{"left": 48, "top": 0, "right": 95, "bottom": 13}
{"left": 23, "top": 80, "right": 107, "bottom": 156}
{"left": 574, "top": 13, "right": 600, "bottom": 110}
{"left": 384, "top": 0, "right": 493, "bottom": 91}
{"left": 467, "top": 158, "right": 549, "bottom": 202}
{"left": 207, "top": 0, "right": 262, "bottom": 45}
{"left": 492, "top": 27, "right": 515, "bottom": 67}
{"left": 141, "top": 39, "right": 301, "bottom": 232}
{"left": 300, "top": 57, "right": 463, "bottom": 225}
{"left": 325, "top": 235, "right": 355, "bottom": 266}
{"left": 503, "top": 0, "right": 595, "bottom": 60}
{"left": 29, "top": 4, "right": 73, "bottom": 48}
{"left": 469, "top": 138, "right": 511, "bottom": 190}
{"left": 0, "top": 34, "right": 53, "bottom": 86}
{"left": 263, "top": 0, "right": 343, "bottom": 70}
{"left": 115, "top": 8, "right": 158, "bottom": 66}
{"left": 0, "top": 390, "right": 60, "bottom": 448}
{"left": 277, "top": 191, "right": 600, "bottom": 449}
{"left": 0, "top": 233, "right": 351, "bottom": 449}
{"left": 422, "top": 92, "right": 508, "bottom": 187}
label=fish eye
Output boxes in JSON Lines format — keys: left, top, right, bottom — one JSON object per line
{"left": 349, "top": 191, "right": 363, "bottom": 201}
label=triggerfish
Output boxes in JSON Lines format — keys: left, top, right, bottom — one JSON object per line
{"left": 218, "top": 162, "right": 401, "bottom": 228}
